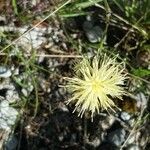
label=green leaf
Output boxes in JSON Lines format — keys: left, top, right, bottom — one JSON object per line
{"left": 132, "top": 68, "right": 150, "bottom": 77}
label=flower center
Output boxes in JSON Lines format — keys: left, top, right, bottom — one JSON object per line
{"left": 91, "top": 80, "right": 101, "bottom": 93}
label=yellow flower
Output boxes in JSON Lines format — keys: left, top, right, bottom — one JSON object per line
{"left": 64, "top": 54, "right": 127, "bottom": 120}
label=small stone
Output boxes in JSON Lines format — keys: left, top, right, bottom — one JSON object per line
{"left": 0, "top": 101, "right": 18, "bottom": 131}
{"left": 120, "top": 112, "right": 131, "bottom": 121}
{"left": 6, "top": 90, "right": 19, "bottom": 103}
{"left": 5, "top": 135, "right": 18, "bottom": 150}
{"left": 13, "top": 68, "right": 19, "bottom": 75}
{"left": 88, "top": 137, "right": 101, "bottom": 148}
{"left": 21, "top": 88, "right": 28, "bottom": 97}
{"left": 85, "top": 26, "right": 103, "bottom": 43}
{"left": 58, "top": 133, "right": 64, "bottom": 141}
{"left": 58, "top": 87, "right": 65, "bottom": 95}
{"left": 28, "top": 82, "right": 34, "bottom": 92}
{"left": 136, "top": 92, "right": 147, "bottom": 109}
{"left": 39, "top": 78, "right": 49, "bottom": 92}
{"left": 21, "top": 80, "right": 34, "bottom": 97}
{"left": 83, "top": 21, "right": 103, "bottom": 43}
{"left": 38, "top": 52, "right": 45, "bottom": 63}
{"left": 0, "top": 16, "right": 6, "bottom": 22}
{"left": 0, "top": 66, "right": 12, "bottom": 78}
{"left": 58, "top": 102, "right": 69, "bottom": 112}
{"left": 47, "top": 88, "right": 51, "bottom": 93}
{"left": 107, "top": 128, "right": 126, "bottom": 146}
{"left": 126, "top": 144, "right": 140, "bottom": 150}
{"left": 100, "top": 115, "right": 115, "bottom": 130}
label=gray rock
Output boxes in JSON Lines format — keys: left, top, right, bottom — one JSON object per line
{"left": 5, "top": 135, "right": 18, "bottom": 150}
{"left": 58, "top": 87, "right": 65, "bottom": 96}
{"left": 0, "top": 66, "right": 12, "bottom": 78}
{"left": 0, "top": 79, "right": 19, "bottom": 103}
{"left": 21, "top": 88, "right": 28, "bottom": 97}
{"left": 100, "top": 115, "right": 115, "bottom": 131}
{"left": 0, "top": 99, "right": 19, "bottom": 149}
{"left": 107, "top": 128, "right": 126, "bottom": 146}
{"left": 83, "top": 21, "right": 103, "bottom": 43}
{"left": 126, "top": 144, "right": 140, "bottom": 150}
{"left": 87, "top": 137, "right": 101, "bottom": 148}
{"left": 136, "top": 92, "right": 147, "bottom": 109}
{"left": 21, "top": 82, "right": 34, "bottom": 97}
{"left": 121, "top": 112, "right": 131, "bottom": 121}
{"left": 58, "top": 102, "right": 69, "bottom": 112}
{"left": 6, "top": 90, "right": 19, "bottom": 103}
{"left": 0, "top": 101, "right": 18, "bottom": 130}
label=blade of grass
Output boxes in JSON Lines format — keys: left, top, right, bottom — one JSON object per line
{"left": 60, "top": 11, "right": 90, "bottom": 17}
{"left": 12, "top": 0, "right": 18, "bottom": 15}
{"left": 112, "top": 0, "right": 124, "bottom": 11}
{"left": 75, "top": 0, "right": 103, "bottom": 9}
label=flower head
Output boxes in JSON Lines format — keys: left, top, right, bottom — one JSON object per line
{"left": 64, "top": 54, "right": 127, "bottom": 120}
